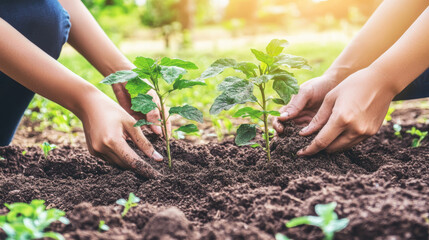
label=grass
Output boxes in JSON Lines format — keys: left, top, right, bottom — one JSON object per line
{"left": 28, "top": 41, "right": 345, "bottom": 132}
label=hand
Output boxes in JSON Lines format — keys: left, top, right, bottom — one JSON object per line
{"left": 112, "top": 83, "right": 172, "bottom": 136}
{"left": 273, "top": 75, "right": 338, "bottom": 133}
{"left": 296, "top": 68, "right": 395, "bottom": 156}
{"left": 78, "top": 91, "right": 163, "bottom": 178}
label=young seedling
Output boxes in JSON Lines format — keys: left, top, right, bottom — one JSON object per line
{"left": 116, "top": 192, "right": 140, "bottom": 217}
{"left": 98, "top": 220, "right": 110, "bottom": 232}
{"left": 102, "top": 57, "right": 205, "bottom": 168}
{"left": 0, "top": 156, "right": 5, "bottom": 161}
{"left": 0, "top": 199, "right": 70, "bottom": 240}
{"left": 406, "top": 127, "right": 428, "bottom": 148}
{"left": 22, "top": 150, "right": 27, "bottom": 156}
{"left": 201, "top": 39, "right": 310, "bottom": 162}
{"left": 41, "top": 142, "right": 57, "bottom": 159}
{"left": 393, "top": 124, "right": 402, "bottom": 139}
{"left": 277, "top": 202, "right": 349, "bottom": 240}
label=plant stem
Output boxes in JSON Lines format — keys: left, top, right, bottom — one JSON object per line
{"left": 157, "top": 92, "right": 172, "bottom": 168}
{"left": 259, "top": 84, "right": 271, "bottom": 162}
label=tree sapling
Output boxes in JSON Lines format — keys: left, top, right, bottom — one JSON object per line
{"left": 116, "top": 193, "right": 140, "bottom": 217}
{"left": 406, "top": 126, "right": 428, "bottom": 147}
{"left": 102, "top": 57, "right": 205, "bottom": 168}
{"left": 276, "top": 202, "right": 349, "bottom": 240}
{"left": 201, "top": 39, "right": 310, "bottom": 162}
{"left": 98, "top": 220, "right": 110, "bottom": 232}
{"left": 41, "top": 142, "right": 57, "bottom": 159}
{"left": 0, "top": 200, "right": 70, "bottom": 240}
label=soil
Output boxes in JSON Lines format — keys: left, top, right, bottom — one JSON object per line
{"left": 1, "top": 110, "right": 429, "bottom": 240}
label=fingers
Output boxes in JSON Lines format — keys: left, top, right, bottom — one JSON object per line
{"left": 273, "top": 117, "right": 284, "bottom": 133}
{"left": 298, "top": 114, "right": 346, "bottom": 156}
{"left": 278, "top": 90, "right": 310, "bottom": 121}
{"left": 299, "top": 95, "right": 335, "bottom": 136}
{"left": 125, "top": 122, "right": 164, "bottom": 162}
{"left": 105, "top": 139, "right": 161, "bottom": 178}
{"left": 146, "top": 109, "right": 163, "bottom": 135}
{"left": 325, "top": 134, "right": 367, "bottom": 153}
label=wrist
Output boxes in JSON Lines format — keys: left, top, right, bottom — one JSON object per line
{"left": 366, "top": 64, "right": 403, "bottom": 97}
{"left": 68, "top": 83, "right": 107, "bottom": 120}
{"left": 323, "top": 66, "right": 355, "bottom": 85}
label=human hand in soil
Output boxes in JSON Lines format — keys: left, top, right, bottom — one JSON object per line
{"left": 112, "top": 83, "right": 172, "bottom": 137}
{"left": 296, "top": 68, "right": 395, "bottom": 156}
{"left": 273, "top": 74, "right": 338, "bottom": 133}
{"left": 80, "top": 92, "right": 163, "bottom": 178}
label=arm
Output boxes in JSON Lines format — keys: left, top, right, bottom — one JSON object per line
{"left": 58, "top": 0, "right": 168, "bottom": 135}
{"left": 0, "top": 17, "right": 162, "bottom": 178}
{"left": 274, "top": 0, "right": 429, "bottom": 132}
{"left": 298, "top": 6, "right": 429, "bottom": 156}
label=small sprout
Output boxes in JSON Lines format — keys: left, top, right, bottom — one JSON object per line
{"left": 285, "top": 202, "right": 349, "bottom": 240}
{"left": 406, "top": 127, "right": 428, "bottom": 148}
{"left": 98, "top": 220, "right": 110, "bottom": 232}
{"left": 384, "top": 107, "right": 395, "bottom": 122}
{"left": 0, "top": 156, "right": 5, "bottom": 161}
{"left": 22, "top": 150, "right": 27, "bottom": 156}
{"left": 393, "top": 124, "right": 402, "bottom": 138}
{"left": 202, "top": 39, "right": 309, "bottom": 162}
{"left": 102, "top": 57, "right": 205, "bottom": 168}
{"left": 0, "top": 200, "right": 69, "bottom": 240}
{"left": 41, "top": 142, "right": 57, "bottom": 158}
{"left": 116, "top": 193, "right": 140, "bottom": 217}
{"left": 275, "top": 233, "right": 293, "bottom": 240}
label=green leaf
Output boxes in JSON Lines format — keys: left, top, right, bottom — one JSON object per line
{"left": 266, "top": 39, "right": 289, "bottom": 57}
{"left": 134, "top": 119, "right": 154, "bottom": 127}
{"left": 235, "top": 124, "right": 257, "bottom": 146}
{"left": 275, "top": 54, "right": 311, "bottom": 70}
{"left": 116, "top": 199, "right": 127, "bottom": 206}
{"left": 266, "top": 110, "right": 281, "bottom": 116}
{"left": 43, "top": 232, "right": 65, "bottom": 240}
{"left": 286, "top": 216, "right": 323, "bottom": 228}
{"left": 128, "top": 193, "right": 140, "bottom": 203}
{"left": 200, "top": 58, "right": 237, "bottom": 79}
{"left": 173, "top": 79, "right": 206, "bottom": 90}
{"left": 210, "top": 80, "right": 257, "bottom": 115}
{"left": 251, "top": 49, "right": 275, "bottom": 66}
{"left": 234, "top": 62, "right": 258, "bottom": 78}
{"left": 250, "top": 74, "right": 274, "bottom": 85}
{"left": 233, "top": 107, "right": 263, "bottom": 119}
{"left": 160, "top": 57, "right": 198, "bottom": 69}
{"left": 134, "top": 57, "right": 155, "bottom": 70}
{"left": 176, "top": 124, "right": 199, "bottom": 133}
{"left": 275, "top": 233, "right": 292, "bottom": 240}
{"left": 125, "top": 78, "right": 153, "bottom": 97}
{"left": 315, "top": 202, "right": 337, "bottom": 218}
{"left": 160, "top": 66, "right": 187, "bottom": 84}
{"left": 218, "top": 76, "right": 247, "bottom": 91}
{"left": 272, "top": 74, "right": 299, "bottom": 105}
{"left": 169, "top": 105, "right": 203, "bottom": 123}
{"left": 131, "top": 94, "right": 157, "bottom": 114}
{"left": 101, "top": 70, "right": 138, "bottom": 85}
{"left": 325, "top": 218, "right": 349, "bottom": 234}
{"left": 272, "top": 98, "right": 286, "bottom": 105}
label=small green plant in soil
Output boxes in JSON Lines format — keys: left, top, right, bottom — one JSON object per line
{"left": 276, "top": 202, "right": 349, "bottom": 240}
{"left": 22, "top": 150, "right": 27, "bottom": 156}
{"left": 102, "top": 57, "right": 205, "bottom": 168}
{"left": 116, "top": 193, "right": 140, "bottom": 217}
{"left": 0, "top": 199, "right": 69, "bottom": 240}
{"left": 393, "top": 124, "right": 402, "bottom": 138}
{"left": 0, "top": 156, "right": 5, "bottom": 161}
{"left": 98, "top": 220, "right": 109, "bottom": 232}
{"left": 41, "top": 142, "right": 57, "bottom": 159}
{"left": 406, "top": 126, "right": 428, "bottom": 147}
{"left": 201, "top": 39, "right": 310, "bottom": 162}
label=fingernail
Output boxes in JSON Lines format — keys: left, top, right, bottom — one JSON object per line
{"left": 152, "top": 150, "right": 163, "bottom": 161}
{"left": 281, "top": 112, "right": 290, "bottom": 119}
{"left": 155, "top": 126, "right": 162, "bottom": 135}
{"left": 297, "top": 149, "right": 304, "bottom": 156}
{"left": 300, "top": 126, "right": 309, "bottom": 133}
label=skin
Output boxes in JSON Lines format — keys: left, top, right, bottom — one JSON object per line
{"left": 274, "top": 0, "right": 429, "bottom": 156}
{"left": 0, "top": 0, "right": 169, "bottom": 178}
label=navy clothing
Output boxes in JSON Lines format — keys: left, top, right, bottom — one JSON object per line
{"left": 0, "top": 0, "right": 71, "bottom": 145}
{"left": 394, "top": 69, "right": 429, "bottom": 101}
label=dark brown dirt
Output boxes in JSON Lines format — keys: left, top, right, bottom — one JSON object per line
{"left": 0, "top": 117, "right": 428, "bottom": 239}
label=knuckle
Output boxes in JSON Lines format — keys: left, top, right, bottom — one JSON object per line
{"left": 313, "top": 138, "right": 328, "bottom": 149}
{"left": 92, "top": 143, "right": 103, "bottom": 153}
{"left": 102, "top": 135, "right": 116, "bottom": 148}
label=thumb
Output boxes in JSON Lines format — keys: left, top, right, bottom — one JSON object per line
{"left": 278, "top": 89, "right": 310, "bottom": 121}
{"left": 299, "top": 94, "right": 335, "bottom": 136}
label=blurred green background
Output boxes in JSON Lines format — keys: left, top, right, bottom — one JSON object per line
{"left": 25, "top": 0, "right": 383, "bottom": 135}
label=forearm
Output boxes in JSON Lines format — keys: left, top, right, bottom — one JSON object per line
{"left": 325, "top": 0, "right": 428, "bottom": 83}
{"left": 58, "top": 0, "right": 134, "bottom": 76}
{"left": 370, "top": 7, "right": 429, "bottom": 95}
{"left": 0, "top": 18, "right": 101, "bottom": 119}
